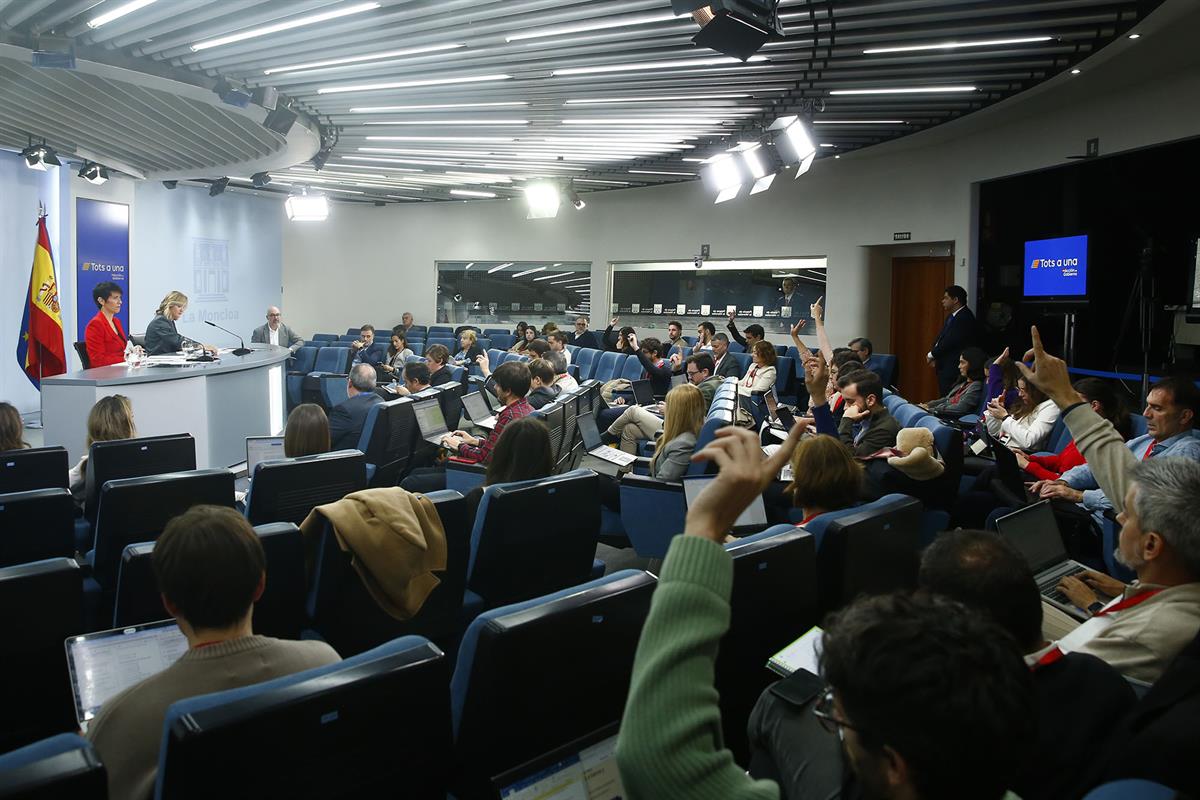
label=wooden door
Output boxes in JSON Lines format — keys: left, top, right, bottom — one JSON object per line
{"left": 889, "top": 257, "right": 954, "bottom": 402}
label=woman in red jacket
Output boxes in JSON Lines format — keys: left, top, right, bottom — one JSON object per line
{"left": 83, "top": 281, "right": 127, "bottom": 368}
{"left": 1014, "top": 377, "right": 1129, "bottom": 479}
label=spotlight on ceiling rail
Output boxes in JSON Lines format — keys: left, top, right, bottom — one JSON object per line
{"left": 77, "top": 161, "right": 109, "bottom": 184}
{"left": 213, "top": 77, "right": 251, "bottom": 108}
{"left": 162, "top": 180, "right": 178, "bottom": 189}
{"left": 670, "top": 0, "right": 783, "bottom": 61}
{"left": 251, "top": 172, "right": 271, "bottom": 188}
{"left": 20, "top": 143, "right": 61, "bottom": 171}
{"left": 209, "top": 177, "right": 230, "bottom": 196}
{"left": 566, "top": 186, "right": 586, "bottom": 211}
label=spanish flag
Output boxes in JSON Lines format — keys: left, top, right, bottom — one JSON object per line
{"left": 16, "top": 214, "right": 67, "bottom": 388}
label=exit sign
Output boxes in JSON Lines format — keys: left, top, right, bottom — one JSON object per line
{"left": 893, "top": 232, "right": 912, "bottom": 241}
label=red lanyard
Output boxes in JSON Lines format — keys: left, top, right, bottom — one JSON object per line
{"left": 1097, "top": 588, "right": 1162, "bottom": 616}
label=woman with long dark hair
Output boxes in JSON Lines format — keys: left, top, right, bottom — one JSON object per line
{"left": 924, "top": 346, "right": 987, "bottom": 419}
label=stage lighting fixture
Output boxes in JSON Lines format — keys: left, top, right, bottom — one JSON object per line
{"left": 525, "top": 182, "right": 562, "bottom": 219}
{"left": 213, "top": 77, "right": 252, "bottom": 108}
{"left": 251, "top": 172, "right": 272, "bottom": 188}
{"left": 739, "top": 144, "right": 776, "bottom": 194}
{"left": 252, "top": 86, "right": 279, "bottom": 110}
{"left": 162, "top": 180, "right": 178, "bottom": 189}
{"left": 566, "top": 187, "right": 586, "bottom": 211}
{"left": 263, "top": 105, "right": 298, "bottom": 135}
{"left": 209, "top": 177, "right": 230, "bottom": 196}
{"left": 768, "top": 115, "right": 817, "bottom": 171}
{"left": 795, "top": 151, "right": 816, "bottom": 177}
{"left": 21, "top": 143, "right": 61, "bottom": 171}
{"left": 701, "top": 154, "right": 745, "bottom": 203}
{"left": 285, "top": 191, "right": 330, "bottom": 222}
{"left": 77, "top": 162, "right": 109, "bottom": 184}
{"left": 671, "top": 0, "right": 783, "bottom": 61}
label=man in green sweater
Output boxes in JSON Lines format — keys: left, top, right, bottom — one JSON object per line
{"left": 87, "top": 506, "right": 340, "bottom": 799}
{"left": 616, "top": 424, "right": 1033, "bottom": 800}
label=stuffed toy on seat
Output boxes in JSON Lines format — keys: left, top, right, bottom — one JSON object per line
{"left": 887, "top": 427, "right": 944, "bottom": 481}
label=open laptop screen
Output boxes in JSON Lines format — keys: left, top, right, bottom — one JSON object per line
{"left": 462, "top": 391, "right": 493, "bottom": 423}
{"left": 683, "top": 476, "right": 768, "bottom": 531}
{"left": 576, "top": 411, "right": 602, "bottom": 451}
{"left": 995, "top": 500, "right": 1069, "bottom": 574}
{"left": 246, "top": 436, "right": 285, "bottom": 475}
{"left": 66, "top": 619, "right": 187, "bottom": 724}
{"left": 493, "top": 723, "right": 624, "bottom": 800}
{"left": 413, "top": 399, "right": 449, "bottom": 438}
{"left": 631, "top": 379, "right": 655, "bottom": 407}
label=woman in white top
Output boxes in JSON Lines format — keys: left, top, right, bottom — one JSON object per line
{"left": 984, "top": 376, "right": 1059, "bottom": 451}
{"left": 738, "top": 340, "right": 778, "bottom": 395}
{"left": 379, "top": 332, "right": 413, "bottom": 379}
{"left": 69, "top": 395, "right": 136, "bottom": 508}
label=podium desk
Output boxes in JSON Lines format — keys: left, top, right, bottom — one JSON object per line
{"left": 42, "top": 345, "right": 290, "bottom": 469}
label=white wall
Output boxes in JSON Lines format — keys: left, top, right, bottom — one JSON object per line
{"left": 282, "top": 7, "right": 1200, "bottom": 353}
{"left": 0, "top": 172, "right": 283, "bottom": 413}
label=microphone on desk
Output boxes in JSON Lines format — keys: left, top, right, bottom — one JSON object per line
{"left": 204, "top": 320, "right": 252, "bottom": 356}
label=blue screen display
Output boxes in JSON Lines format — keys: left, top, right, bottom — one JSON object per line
{"left": 1023, "top": 235, "right": 1088, "bottom": 298}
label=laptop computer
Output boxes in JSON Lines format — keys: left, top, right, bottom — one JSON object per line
{"left": 683, "top": 475, "right": 769, "bottom": 535}
{"left": 492, "top": 723, "right": 624, "bottom": 800}
{"left": 995, "top": 500, "right": 1092, "bottom": 621}
{"left": 65, "top": 619, "right": 188, "bottom": 728}
{"left": 462, "top": 391, "right": 498, "bottom": 430}
{"left": 413, "top": 398, "right": 452, "bottom": 446}
{"left": 576, "top": 411, "right": 637, "bottom": 475}
{"left": 631, "top": 379, "right": 655, "bottom": 407}
{"left": 989, "top": 431, "right": 1038, "bottom": 502}
{"left": 246, "top": 435, "right": 285, "bottom": 476}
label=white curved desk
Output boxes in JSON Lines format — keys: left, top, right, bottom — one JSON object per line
{"left": 42, "top": 345, "right": 290, "bottom": 468}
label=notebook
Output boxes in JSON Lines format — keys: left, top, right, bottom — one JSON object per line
{"left": 995, "top": 500, "right": 1093, "bottom": 621}
{"left": 492, "top": 723, "right": 625, "bottom": 800}
{"left": 767, "top": 626, "right": 825, "bottom": 678}
{"left": 682, "top": 475, "right": 768, "bottom": 534}
{"left": 65, "top": 619, "right": 188, "bottom": 727}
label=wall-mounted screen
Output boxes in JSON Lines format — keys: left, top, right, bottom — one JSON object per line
{"left": 1023, "top": 235, "right": 1088, "bottom": 299}
{"left": 435, "top": 261, "right": 591, "bottom": 326}
{"left": 610, "top": 258, "right": 827, "bottom": 335}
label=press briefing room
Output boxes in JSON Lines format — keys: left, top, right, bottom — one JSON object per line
{"left": 2, "top": 0, "right": 1200, "bottom": 797}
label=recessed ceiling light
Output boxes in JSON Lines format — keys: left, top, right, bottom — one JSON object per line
{"left": 573, "top": 179, "right": 632, "bottom": 185}
{"left": 1070, "top": 68, "right": 1081, "bottom": 74}
{"left": 511, "top": 266, "right": 548, "bottom": 278}
{"left": 553, "top": 55, "right": 767, "bottom": 76}
{"left": 534, "top": 272, "right": 575, "bottom": 281}
{"left": 364, "top": 136, "right": 515, "bottom": 143}
{"left": 862, "top": 36, "right": 1053, "bottom": 54}
{"left": 565, "top": 93, "right": 752, "bottom": 104}
{"left": 88, "top": 0, "right": 157, "bottom": 28}
{"left": 1128, "top": 33, "right": 1141, "bottom": 39}
{"left": 507, "top": 12, "right": 680, "bottom": 41}
{"left": 812, "top": 120, "right": 906, "bottom": 125}
{"left": 192, "top": 2, "right": 379, "bottom": 51}
{"left": 361, "top": 119, "right": 529, "bottom": 126}
{"left": 318, "top": 73, "right": 512, "bottom": 95}
{"left": 452, "top": 189, "right": 498, "bottom": 198}
{"left": 350, "top": 101, "right": 528, "bottom": 113}
{"left": 263, "top": 43, "right": 463, "bottom": 74}
{"left": 628, "top": 169, "right": 696, "bottom": 176}
{"left": 464, "top": 262, "right": 475, "bottom": 270}
{"left": 828, "top": 85, "right": 976, "bottom": 95}
{"left": 488, "top": 262, "right": 514, "bottom": 272}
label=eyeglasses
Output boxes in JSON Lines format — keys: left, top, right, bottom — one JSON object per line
{"left": 575, "top": 322, "right": 586, "bottom": 327}
{"left": 267, "top": 313, "right": 281, "bottom": 318}
{"left": 686, "top": 370, "right": 701, "bottom": 378}
{"left": 812, "top": 688, "right": 861, "bottom": 737}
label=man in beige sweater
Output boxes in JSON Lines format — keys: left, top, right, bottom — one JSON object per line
{"left": 1018, "top": 326, "right": 1200, "bottom": 683}
{"left": 87, "top": 505, "right": 340, "bottom": 800}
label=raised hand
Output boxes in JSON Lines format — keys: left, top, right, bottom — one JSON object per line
{"left": 610, "top": 317, "right": 620, "bottom": 327}
{"left": 809, "top": 295, "right": 824, "bottom": 323}
{"left": 994, "top": 346, "right": 1011, "bottom": 367}
{"left": 803, "top": 352, "right": 829, "bottom": 402}
{"left": 790, "top": 319, "right": 808, "bottom": 336}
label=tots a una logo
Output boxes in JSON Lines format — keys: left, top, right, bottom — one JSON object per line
{"left": 1029, "top": 259, "right": 1042, "bottom": 269}
{"left": 82, "top": 261, "right": 92, "bottom": 271}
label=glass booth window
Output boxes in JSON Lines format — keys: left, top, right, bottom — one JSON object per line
{"left": 610, "top": 257, "right": 827, "bottom": 335}
{"left": 436, "top": 261, "right": 592, "bottom": 326}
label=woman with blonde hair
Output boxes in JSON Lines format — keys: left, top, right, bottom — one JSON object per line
{"left": 145, "top": 291, "right": 214, "bottom": 355}
{"left": 648, "top": 383, "right": 705, "bottom": 481}
{"left": 0, "top": 402, "right": 29, "bottom": 452}
{"left": 69, "top": 394, "right": 137, "bottom": 506}
{"left": 786, "top": 434, "right": 863, "bottom": 525}
{"left": 283, "top": 403, "right": 331, "bottom": 458}
{"left": 454, "top": 329, "right": 484, "bottom": 366}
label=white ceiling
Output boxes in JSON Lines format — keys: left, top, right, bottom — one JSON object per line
{"left": 0, "top": 0, "right": 1158, "bottom": 202}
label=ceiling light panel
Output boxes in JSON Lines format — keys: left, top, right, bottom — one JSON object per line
{"left": 862, "top": 36, "right": 1054, "bottom": 54}
{"left": 318, "top": 74, "right": 513, "bottom": 95}
{"left": 192, "top": 2, "right": 380, "bottom": 51}
{"left": 507, "top": 11, "right": 681, "bottom": 42}
{"left": 88, "top": 0, "right": 158, "bottom": 29}
{"left": 552, "top": 55, "right": 768, "bottom": 76}
{"left": 350, "top": 102, "right": 529, "bottom": 113}
{"left": 263, "top": 43, "right": 464, "bottom": 74}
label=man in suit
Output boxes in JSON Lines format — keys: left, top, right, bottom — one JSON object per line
{"left": 328, "top": 364, "right": 383, "bottom": 450}
{"left": 928, "top": 284, "right": 977, "bottom": 395}
{"left": 349, "top": 324, "right": 386, "bottom": 368}
{"left": 250, "top": 306, "right": 304, "bottom": 353}
{"left": 710, "top": 333, "right": 742, "bottom": 379}
{"left": 776, "top": 277, "right": 802, "bottom": 329}
{"left": 571, "top": 316, "right": 601, "bottom": 350}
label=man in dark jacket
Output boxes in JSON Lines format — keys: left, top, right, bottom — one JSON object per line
{"left": 837, "top": 371, "right": 900, "bottom": 456}
{"left": 328, "top": 364, "right": 383, "bottom": 450}
{"left": 929, "top": 285, "right": 978, "bottom": 395}
{"left": 526, "top": 358, "right": 562, "bottom": 410}
{"left": 571, "top": 316, "right": 601, "bottom": 350}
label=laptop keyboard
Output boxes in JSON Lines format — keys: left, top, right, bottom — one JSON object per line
{"left": 1038, "top": 563, "right": 1086, "bottom": 606}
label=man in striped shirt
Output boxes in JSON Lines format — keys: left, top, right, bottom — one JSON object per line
{"left": 442, "top": 360, "right": 533, "bottom": 464}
